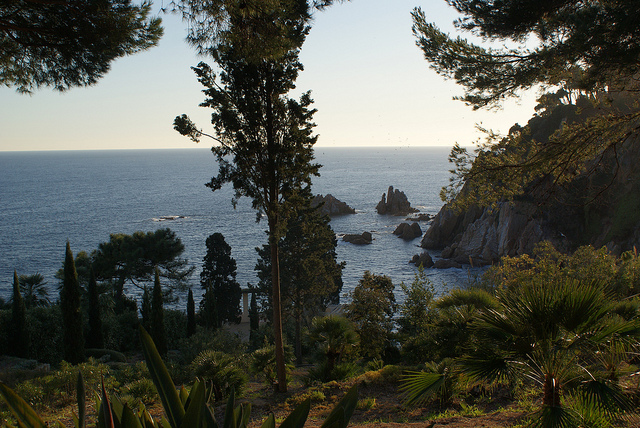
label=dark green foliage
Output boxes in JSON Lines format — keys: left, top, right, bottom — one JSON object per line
{"left": 60, "top": 242, "right": 84, "bottom": 364}
{"left": 412, "top": 1, "right": 640, "bottom": 109}
{"left": 1, "top": 0, "right": 163, "bottom": 93}
{"left": 462, "top": 277, "right": 638, "bottom": 423}
{"left": 26, "top": 306, "right": 63, "bottom": 364}
{"left": 397, "top": 269, "right": 437, "bottom": 364}
{"left": 17, "top": 273, "right": 50, "bottom": 308}
{"left": 102, "top": 306, "right": 140, "bottom": 354}
{"left": 345, "top": 272, "right": 397, "bottom": 361}
{"left": 151, "top": 269, "right": 167, "bottom": 357}
{"left": 0, "top": 324, "right": 359, "bottom": 428}
{"left": 191, "top": 350, "right": 247, "bottom": 401}
{"left": 255, "top": 187, "right": 344, "bottom": 362}
{"left": 401, "top": 359, "right": 459, "bottom": 409}
{"left": 200, "top": 233, "right": 241, "bottom": 328}
{"left": 92, "top": 228, "right": 194, "bottom": 310}
{"left": 186, "top": 288, "right": 196, "bottom": 338}
{"left": 85, "top": 267, "right": 104, "bottom": 349}
{"left": 140, "top": 285, "right": 152, "bottom": 332}
{"left": 10, "top": 271, "right": 28, "bottom": 358}
{"left": 307, "top": 315, "right": 358, "bottom": 382}
{"left": 163, "top": 309, "right": 187, "bottom": 352}
{"left": 173, "top": 0, "right": 342, "bottom": 392}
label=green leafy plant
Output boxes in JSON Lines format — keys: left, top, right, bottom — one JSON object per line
{"left": 0, "top": 326, "right": 358, "bottom": 428}
{"left": 191, "top": 350, "right": 247, "bottom": 401}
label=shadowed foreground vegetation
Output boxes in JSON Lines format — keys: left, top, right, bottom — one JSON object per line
{"left": 1, "top": 242, "right": 639, "bottom": 427}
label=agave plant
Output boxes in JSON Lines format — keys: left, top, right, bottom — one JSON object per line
{"left": 0, "top": 326, "right": 358, "bottom": 428}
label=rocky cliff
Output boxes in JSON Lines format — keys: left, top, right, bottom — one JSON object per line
{"left": 422, "top": 137, "right": 640, "bottom": 266}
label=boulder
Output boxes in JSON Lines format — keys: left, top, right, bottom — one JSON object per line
{"left": 312, "top": 194, "right": 356, "bottom": 216}
{"left": 393, "top": 222, "right": 423, "bottom": 240}
{"left": 376, "top": 186, "right": 419, "bottom": 215}
{"left": 343, "top": 231, "right": 373, "bottom": 245}
{"left": 410, "top": 252, "right": 434, "bottom": 268}
{"left": 406, "top": 213, "right": 432, "bottom": 221}
{"left": 432, "top": 259, "right": 462, "bottom": 269}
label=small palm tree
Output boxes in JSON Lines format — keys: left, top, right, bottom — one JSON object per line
{"left": 18, "top": 273, "right": 50, "bottom": 308}
{"left": 191, "top": 350, "right": 247, "bottom": 401}
{"left": 461, "top": 277, "right": 638, "bottom": 427}
{"left": 308, "top": 315, "right": 359, "bottom": 375}
{"left": 401, "top": 358, "right": 458, "bottom": 409}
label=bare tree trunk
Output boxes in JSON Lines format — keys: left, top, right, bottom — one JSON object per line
{"left": 265, "top": 65, "right": 287, "bottom": 392}
{"left": 270, "top": 221, "right": 287, "bottom": 392}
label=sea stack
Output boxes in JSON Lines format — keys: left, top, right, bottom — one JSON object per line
{"left": 376, "top": 186, "right": 418, "bottom": 215}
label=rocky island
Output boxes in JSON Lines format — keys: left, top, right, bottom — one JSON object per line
{"left": 375, "top": 186, "right": 418, "bottom": 215}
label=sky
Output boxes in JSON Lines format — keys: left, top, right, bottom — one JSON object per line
{"left": 0, "top": 0, "right": 540, "bottom": 152}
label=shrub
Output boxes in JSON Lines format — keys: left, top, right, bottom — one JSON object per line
{"left": 102, "top": 308, "right": 140, "bottom": 353}
{"left": 25, "top": 306, "right": 63, "bottom": 364}
{"left": 191, "top": 350, "right": 247, "bottom": 401}
{"left": 345, "top": 271, "right": 396, "bottom": 361}
{"left": 13, "top": 359, "right": 114, "bottom": 409}
{"left": 1, "top": 326, "right": 359, "bottom": 428}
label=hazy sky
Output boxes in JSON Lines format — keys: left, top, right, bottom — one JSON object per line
{"left": 0, "top": 0, "right": 539, "bottom": 152}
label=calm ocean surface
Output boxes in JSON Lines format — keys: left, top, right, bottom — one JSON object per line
{"left": 0, "top": 147, "right": 480, "bottom": 306}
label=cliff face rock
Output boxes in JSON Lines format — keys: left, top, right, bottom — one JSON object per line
{"left": 421, "top": 202, "right": 561, "bottom": 266}
{"left": 312, "top": 194, "right": 356, "bottom": 216}
{"left": 376, "top": 186, "right": 419, "bottom": 215}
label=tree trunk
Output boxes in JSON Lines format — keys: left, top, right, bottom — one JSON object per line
{"left": 543, "top": 373, "right": 561, "bottom": 407}
{"left": 265, "top": 64, "right": 287, "bottom": 393}
{"left": 270, "top": 221, "right": 287, "bottom": 392}
{"left": 295, "top": 297, "right": 302, "bottom": 365}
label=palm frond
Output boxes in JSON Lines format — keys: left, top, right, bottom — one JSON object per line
{"left": 529, "top": 405, "right": 582, "bottom": 428}
{"left": 399, "top": 371, "right": 445, "bottom": 406}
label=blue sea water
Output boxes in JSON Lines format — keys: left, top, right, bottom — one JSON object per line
{"left": 0, "top": 147, "right": 480, "bottom": 306}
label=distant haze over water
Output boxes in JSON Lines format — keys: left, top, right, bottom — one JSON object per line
{"left": 0, "top": 147, "right": 481, "bottom": 306}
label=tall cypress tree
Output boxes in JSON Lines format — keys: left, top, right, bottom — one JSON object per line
{"left": 200, "top": 233, "right": 241, "bottom": 328}
{"left": 10, "top": 271, "right": 28, "bottom": 358}
{"left": 61, "top": 242, "right": 84, "bottom": 364}
{"left": 151, "top": 268, "right": 167, "bottom": 356}
{"left": 86, "top": 266, "right": 104, "bottom": 349}
{"left": 187, "top": 288, "right": 196, "bottom": 338}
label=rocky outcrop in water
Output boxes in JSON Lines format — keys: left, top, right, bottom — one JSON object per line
{"left": 343, "top": 232, "right": 373, "bottom": 245}
{"left": 312, "top": 194, "right": 356, "bottom": 216}
{"left": 376, "top": 186, "right": 418, "bottom": 215}
{"left": 393, "top": 222, "right": 422, "bottom": 240}
{"left": 410, "top": 252, "right": 434, "bottom": 268}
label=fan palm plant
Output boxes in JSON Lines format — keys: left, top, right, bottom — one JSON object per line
{"left": 461, "top": 277, "right": 638, "bottom": 426}
{"left": 18, "top": 273, "right": 50, "bottom": 308}
{"left": 308, "top": 315, "right": 359, "bottom": 375}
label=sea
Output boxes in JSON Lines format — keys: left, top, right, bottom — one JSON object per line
{"left": 0, "top": 147, "right": 482, "bottom": 307}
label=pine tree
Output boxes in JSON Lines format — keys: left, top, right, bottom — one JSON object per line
{"left": 187, "top": 288, "right": 196, "bottom": 338}
{"left": 61, "top": 242, "right": 85, "bottom": 364}
{"left": 10, "top": 271, "right": 28, "bottom": 358}
{"left": 151, "top": 268, "right": 167, "bottom": 356}
{"left": 86, "top": 266, "right": 104, "bottom": 349}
